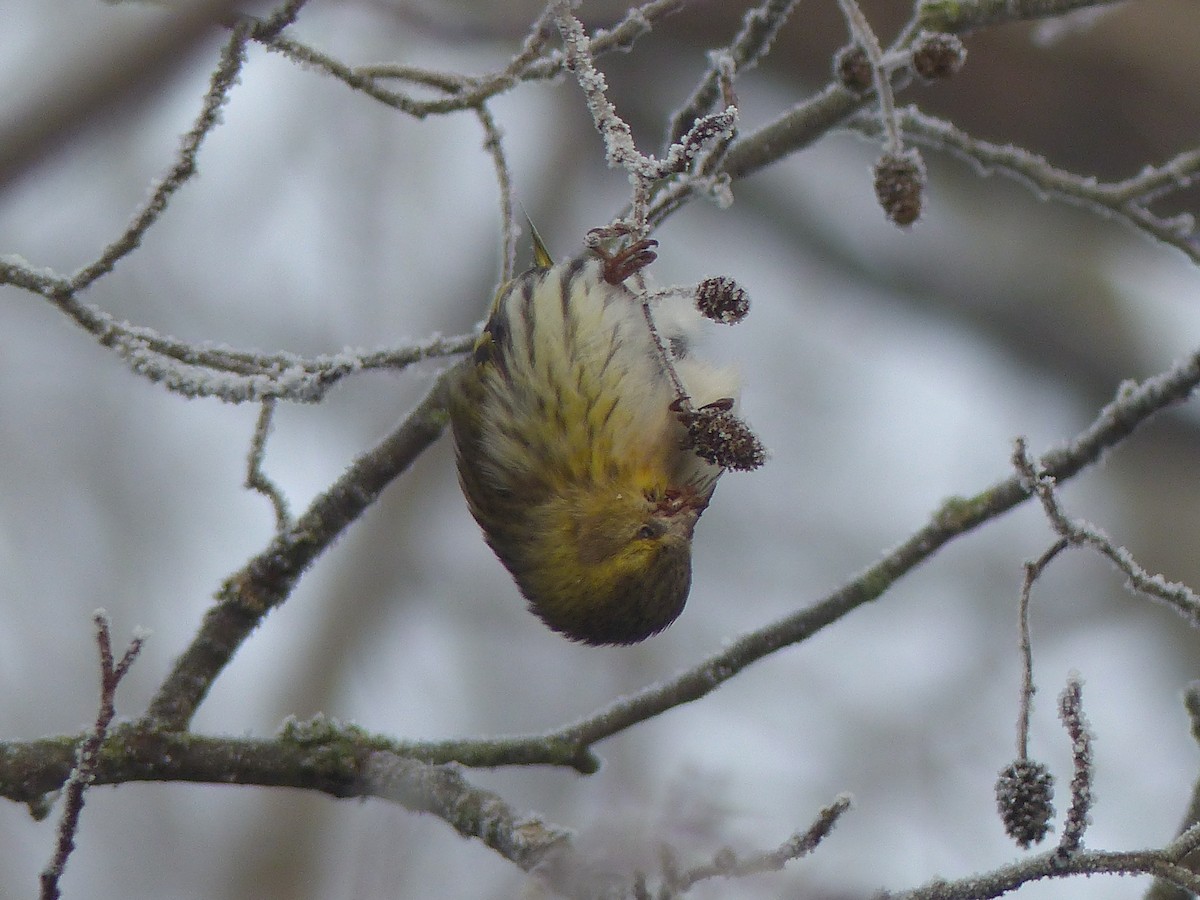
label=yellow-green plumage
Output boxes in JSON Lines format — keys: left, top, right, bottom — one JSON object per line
{"left": 450, "top": 242, "right": 736, "bottom": 645}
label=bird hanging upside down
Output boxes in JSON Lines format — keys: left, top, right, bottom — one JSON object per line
{"left": 449, "top": 228, "right": 760, "bottom": 645}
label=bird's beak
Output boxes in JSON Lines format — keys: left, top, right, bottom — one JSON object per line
{"left": 668, "top": 505, "right": 702, "bottom": 540}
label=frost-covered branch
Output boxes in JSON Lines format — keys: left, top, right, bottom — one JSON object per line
{"left": 665, "top": 0, "right": 797, "bottom": 147}
{"left": 261, "top": 0, "right": 686, "bottom": 118}
{"left": 71, "top": 23, "right": 249, "bottom": 292}
{"left": 850, "top": 106, "right": 1200, "bottom": 263}
{"left": 0, "top": 254, "right": 475, "bottom": 401}
{"left": 4, "top": 719, "right": 573, "bottom": 878}
{"left": 1013, "top": 436, "right": 1200, "bottom": 625}
{"left": 553, "top": 1, "right": 740, "bottom": 234}
{"left": 898, "top": 846, "right": 1200, "bottom": 899}
{"left": 0, "top": 19, "right": 474, "bottom": 403}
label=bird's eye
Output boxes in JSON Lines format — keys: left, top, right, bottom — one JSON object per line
{"left": 636, "top": 522, "right": 663, "bottom": 540}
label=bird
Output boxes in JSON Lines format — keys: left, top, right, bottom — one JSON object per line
{"left": 448, "top": 226, "right": 748, "bottom": 645}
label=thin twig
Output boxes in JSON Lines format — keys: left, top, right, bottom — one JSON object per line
{"left": 670, "top": 795, "right": 852, "bottom": 891}
{"left": 38, "top": 612, "right": 145, "bottom": 900}
{"left": 259, "top": 0, "right": 687, "bottom": 119}
{"left": 835, "top": 0, "right": 902, "bottom": 154}
{"left": 70, "top": 23, "right": 252, "bottom": 292}
{"left": 553, "top": 0, "right": 738, "bottom": 226}
{"left": 665, "top": 0, "right": 798, "bottom": 147}
{"left": 1014, "top": 534, "right": 1068, "bottom": 760}
{"left": 245, "top": 400, "right": 291, "bottom": 531}
{"left": 474, "top": 102, "right": 518, "bottom": 283}
{"left": 1013, "top": 435, "right": 1200, "bottom": 625}
{"left": 848, "top": 106, "right": 1200, "bottom": 263}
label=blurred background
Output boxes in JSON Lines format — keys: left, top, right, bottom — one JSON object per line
{"left": 2, "top": 0, "right": 1199, "bottom": 897}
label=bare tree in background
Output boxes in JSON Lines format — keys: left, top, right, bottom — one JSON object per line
{"left": 2, "top": 0, "right": 1200, "bottom": 897}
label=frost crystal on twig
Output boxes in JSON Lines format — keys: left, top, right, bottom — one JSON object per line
{"left": 1056, "top": 676, "right": 1094, "bottom": 860}
{"left": 1012, "top": 437, "right": 1200, "bottom": 626}
{"left": 552, "top": 1, "right": 739, "bottom": 234}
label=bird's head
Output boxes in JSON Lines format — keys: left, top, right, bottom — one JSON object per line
{"left": 501, "top": 484, "right": 708, "bottom": 645}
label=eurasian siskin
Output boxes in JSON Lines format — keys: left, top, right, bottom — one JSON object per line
{"left": 449, "top": 231, "right": 756, "bottom": 645}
